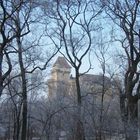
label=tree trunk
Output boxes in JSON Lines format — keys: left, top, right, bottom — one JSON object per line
{"left": 21, "top": 99, "right": 27, "bottom": 140}
{"left": 138, "top": 99, "right": 140, "bottom": 139}
{"left": 126, "top": 97, "right": 138, "bottom": 140}
{"left": 13, "top": 112, "right": 20, "bottom": 140}
{"left": 121, "top": 95, "right": 138, "bottom": 140}
{"left": 0, "top": 48, "right": 3, "bottom": 97}
{"left": 75, "top": 70, "right": 85, "bottom": 140}
{"left": 17, "top": 37, "right": 27, "bottom": 140}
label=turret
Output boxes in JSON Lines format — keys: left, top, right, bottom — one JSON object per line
{"left": 47, "top": 57, "right": 71, "bottom": 97}
{"left": 51, "top": 57, "right": 71, "bottom": 81}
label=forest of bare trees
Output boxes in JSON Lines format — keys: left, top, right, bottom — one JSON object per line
{"left": 0, "top": 0, "right": 140, "bottom": 140}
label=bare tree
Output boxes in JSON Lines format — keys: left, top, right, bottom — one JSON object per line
{"left": 103, "top": 0, "right": 140, "bottom": 139}
{"left": 0, "top": 0, "right": 58, "bottom": 139}
{"left": 0, "top": 0, "right": 25, "bottom": 97}
{"left": 43, "top": 0, "right": 104, "bottom": 139}
{"left": 94, "top": 33, "right": 110, "bottom": 140}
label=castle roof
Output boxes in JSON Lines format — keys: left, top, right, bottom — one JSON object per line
{"left": 53, "top": 57, "right": 71, "bottom": 69}
{"left": 80, "top": 74, "right": 111, "bottom": 86}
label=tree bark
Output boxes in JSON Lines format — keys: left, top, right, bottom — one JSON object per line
{"left": 75, "top": 70, "right": 85, "bottom": 140}
{"left": 0, "top": 48, "right": 3, "bottom": 97}
{"left": 126, "top": 96, "right": 138, "bottom": 140}
{"left": 17, "top": 37, "right": 27, "bottom": 140}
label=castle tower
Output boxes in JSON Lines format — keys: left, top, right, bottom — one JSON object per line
{"left": 51, "top": 56, "right": 71, "bottom": 81}
{"left": 47, "top": 57, "right": 71, "bottom": 97}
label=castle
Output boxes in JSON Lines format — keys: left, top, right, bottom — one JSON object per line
{"left": 47, "top": 56, "right": 113, "bottom": 98}
{"left": 47, "top": 56, "right": 123, "bottom": 140}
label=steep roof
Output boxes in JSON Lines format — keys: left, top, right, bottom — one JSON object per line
{"left": 53, "top": 57, "right": 71, "bottom": 69}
